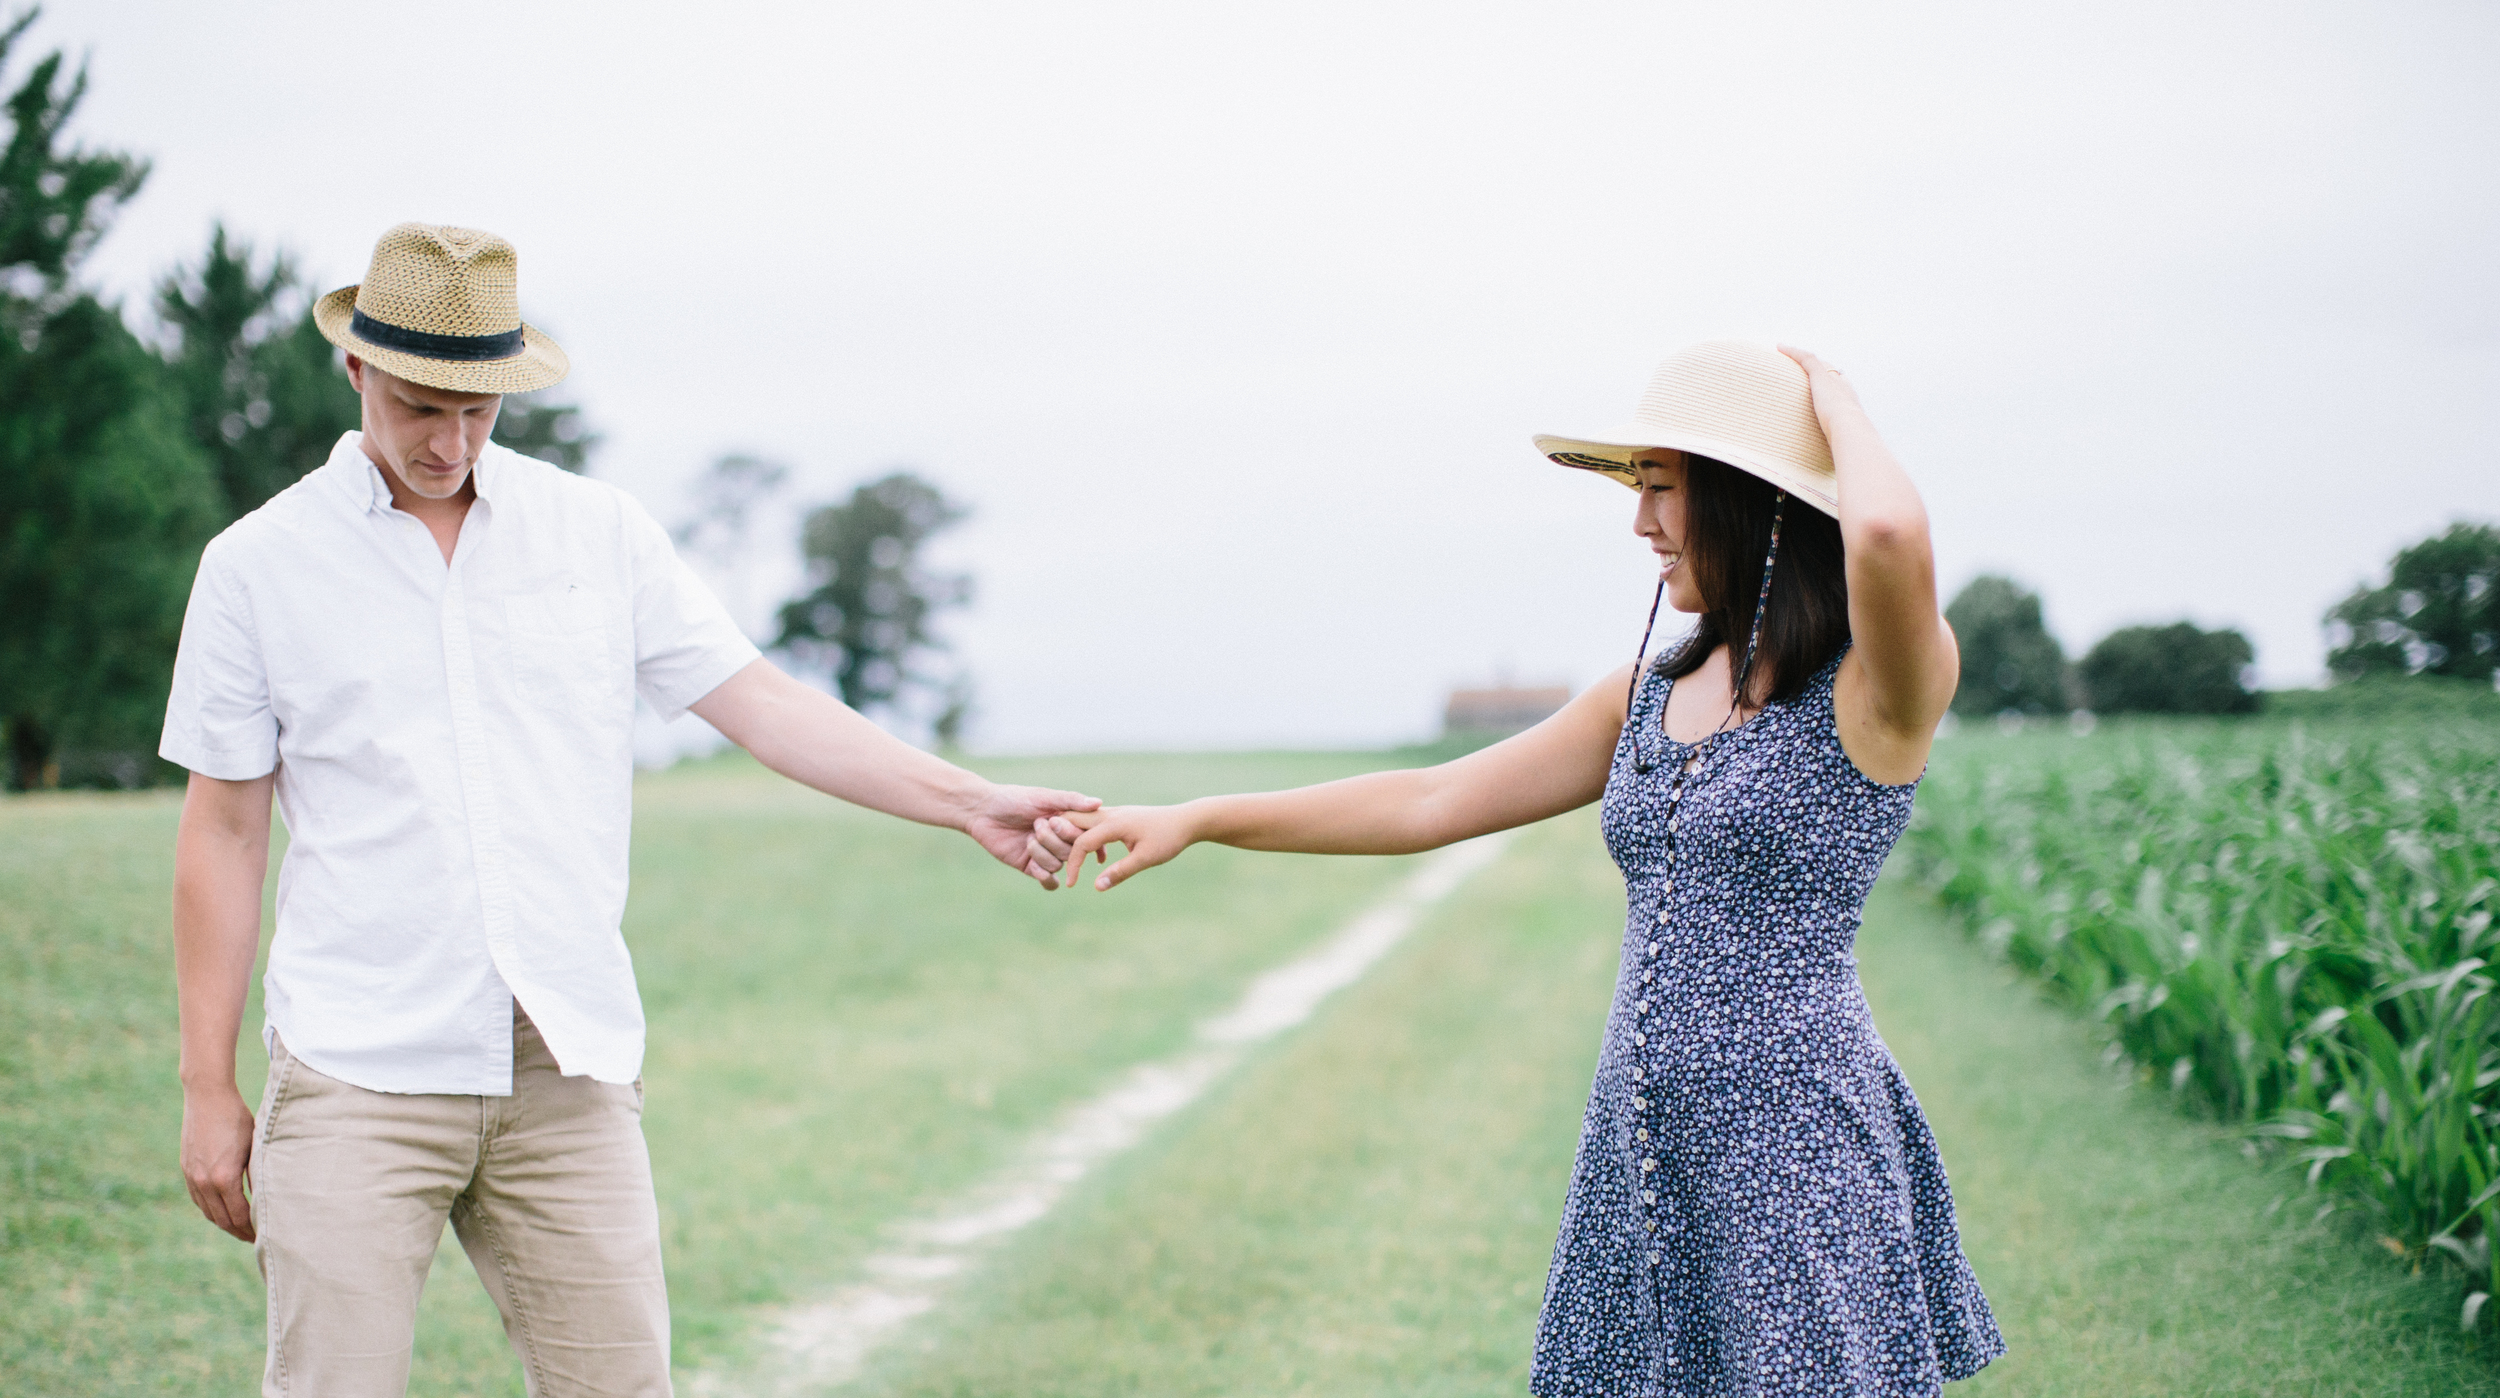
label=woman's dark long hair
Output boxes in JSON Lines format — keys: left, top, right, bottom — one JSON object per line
{"left": 1657, "top": 453, "right": 1850, "bottom": 706}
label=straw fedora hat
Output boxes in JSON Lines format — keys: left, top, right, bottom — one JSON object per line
{"left": 1534, "top": 340, "right": 1836, "bottom": 517}
{"left": 314, "top": 222, "right": 568, "bottom": 394}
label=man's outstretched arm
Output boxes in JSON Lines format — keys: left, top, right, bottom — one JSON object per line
{"left": 689, "top": 659, "right": 1097, "bottom": 887}
{"left": 173, "top": 770, "right": 275, "bottom": 1242}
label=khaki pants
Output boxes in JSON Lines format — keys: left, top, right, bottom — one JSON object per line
{"left": 252, "top": 1008, "right": 671, "bottom": 1397}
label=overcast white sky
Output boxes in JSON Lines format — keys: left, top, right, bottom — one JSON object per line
{"left": 27, "top": 0, "right": 2500, "bottom": 751}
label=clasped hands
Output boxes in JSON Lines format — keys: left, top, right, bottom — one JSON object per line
{"left": 967, "top": 783, "right": 1175, "bottom": 891}
{"left": 1019, "top": 802, "right": 1184, "bottom": 893}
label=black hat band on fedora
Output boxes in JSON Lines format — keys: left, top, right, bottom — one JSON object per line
{"left": 351, "top": 308, "right": 526, "bottom": 363}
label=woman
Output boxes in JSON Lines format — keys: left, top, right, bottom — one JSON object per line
{"left": 1054, "top": 341, "right": 2003, "bottom": 1396}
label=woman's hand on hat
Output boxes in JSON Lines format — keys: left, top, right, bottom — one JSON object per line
{"left": 1778, "top": 344, "right": 1864, "bottom": 429}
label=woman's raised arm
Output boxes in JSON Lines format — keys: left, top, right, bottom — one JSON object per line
{"left": 1064, "top": 662, "right": 1638, "bottom": 890}
{"left": 1780, "top": 346, "right": 1960, "bottom": 783}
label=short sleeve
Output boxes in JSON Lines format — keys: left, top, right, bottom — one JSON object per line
{"left": 621, "top": 499, "right": 762, "bottom": 721}
{"left": 160, "top": 539, "right": 280, "bottom": 780}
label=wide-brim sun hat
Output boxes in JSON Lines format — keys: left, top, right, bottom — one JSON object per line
{"left": 314, "top": 222, "right": 569, "bottom": 394}
{"left": 1534, "top": 339, "right": 1836, "bottom": 517}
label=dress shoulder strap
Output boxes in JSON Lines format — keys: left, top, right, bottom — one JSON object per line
{"left": 1633, "top": 658, "right": 1675, "bottom": 723}
{"left": 1811, "top": 642, "right": 1850, "bottom": 691}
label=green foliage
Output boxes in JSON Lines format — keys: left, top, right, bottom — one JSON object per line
{"left": 0, "top": 10, "right": 143, "bottom": 296}
{"left": 0, "top": 300, "right": 220, "bottom": 787}
{"left": 1909, "top": 716, "right": 2500, "bottom": 1334}
{"left": 154, "top": 224, "right": 359, "bottom": 517}
{"left": 491, "top": 391, "right": 596, "bottom": 473}
{"left": 0, "top": 14, "right": 217, "bottom": 789}
{"left": 2080, "top": 620, "right": 2259, "bottom": 715}
{"left": 1945, "top": 573, "right": 2072, "bottom": 716}
{"left": 2331, "top": 522, "right": 2500, "bottom": 683}
{"left": 773, "top": 471, "right": 972, "bottom": 718}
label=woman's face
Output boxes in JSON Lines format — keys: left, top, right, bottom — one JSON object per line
{"left": 1633, "top": 451, "right": 1706, "bottom": 613}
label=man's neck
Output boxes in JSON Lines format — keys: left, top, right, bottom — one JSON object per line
{"left": 365, "top": 439, "right": 477, "bottom": 566}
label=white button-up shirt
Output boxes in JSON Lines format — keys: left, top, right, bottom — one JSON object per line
{"left": 160, "top": 433, "right": 759, "bottom": 1095}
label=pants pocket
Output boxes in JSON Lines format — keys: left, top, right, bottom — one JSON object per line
{"left": 255, "top": 1034, "right": 304, "bottom": 1149}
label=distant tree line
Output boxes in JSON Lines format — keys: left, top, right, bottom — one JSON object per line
{"left": 1946, "top": 520, "right": 2499, "bottom": 719}
{"left": 0, "top": 12, "right": 591, "bottom": 789}
{"left": 2324, "top": 523, "right": 2500, "bottom": 683}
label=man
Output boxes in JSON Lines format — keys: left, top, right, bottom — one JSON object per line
{"left": 165, "top": 222, "right": 1094, "bottom": 1396}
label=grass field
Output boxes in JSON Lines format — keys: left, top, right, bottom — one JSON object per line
{"left": 4, "top": 746, "right": 2496, "bottom": 1394}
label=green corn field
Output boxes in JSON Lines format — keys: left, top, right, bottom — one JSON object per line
{"left": 1910, "top": 704, "right": 2500, "bottom": 1335}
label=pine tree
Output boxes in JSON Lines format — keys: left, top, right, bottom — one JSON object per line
{"left": 155, "top": 223, "right": 361, "bottom": 517}
{"left": 0, "top": 10, "right": 221, "bottom": 787}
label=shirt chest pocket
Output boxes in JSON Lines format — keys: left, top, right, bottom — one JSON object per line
{"left": 504, "top": 582, "right": 617, "bottom": 704}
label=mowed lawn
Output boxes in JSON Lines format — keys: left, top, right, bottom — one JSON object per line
{"left": 2, "top": 749, "right": 1434, "bottom": 1394}
{"left": 5, "top": 748, "right": 2496, "bottom": 1395}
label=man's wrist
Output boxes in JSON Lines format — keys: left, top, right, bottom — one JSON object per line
{"left": 179, "top": 1053, "right": 243, "bottom": 1097}
{"left": 949, "top": 773, "right": 997, "bottom": 833}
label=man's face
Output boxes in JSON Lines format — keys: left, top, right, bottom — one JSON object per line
{"left": 345, "top": 357, "right": 502, "bottom": 502}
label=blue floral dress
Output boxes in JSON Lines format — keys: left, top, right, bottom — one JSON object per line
{"left": 1531, "top": 651, "right": 2003, "bottom": 1397}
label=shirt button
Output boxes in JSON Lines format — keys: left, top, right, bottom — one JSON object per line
{"left": 1654, "top": 909, "right": 1669, "bottom": 924}
{"left": 1642, "top": 1158, "right": 1658, "bottom": 1172}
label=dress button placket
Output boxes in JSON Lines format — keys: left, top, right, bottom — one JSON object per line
{"left": 1642, "top": 724, "right": 1689, "bottom": 1290}
{"left": 1637, "top": 894, "right": 1666, "bottom": 1279}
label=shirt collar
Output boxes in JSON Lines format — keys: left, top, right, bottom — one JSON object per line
{"left": 324, "top": 431, "right": 502, "bottom": 516}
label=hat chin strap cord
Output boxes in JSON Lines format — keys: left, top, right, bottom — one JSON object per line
{"left": 1625, "top": 490, "right": 1787, "bottom": 776}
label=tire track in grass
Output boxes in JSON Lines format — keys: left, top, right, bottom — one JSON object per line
{"left": 692, "top": 832, "right": 1516, "bottom": 1396}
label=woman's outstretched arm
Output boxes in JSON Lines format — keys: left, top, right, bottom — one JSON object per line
{"left": 1065, "top": 661, "right": 1637, "bottom": 889}
{"left": 1780, "top": 346, "right": 1960, "bottom": 783}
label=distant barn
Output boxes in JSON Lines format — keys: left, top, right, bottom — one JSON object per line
{"left": 1443, "top": 684, "right": 1570, "bottom": 738}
